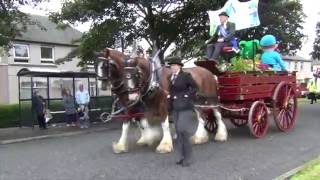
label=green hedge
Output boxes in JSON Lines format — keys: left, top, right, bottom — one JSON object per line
{"left": 0, "top": 104, "right": 20, "bottom": 128}
{"left": 0, "top": 96, "right": 113, "bottom": 128}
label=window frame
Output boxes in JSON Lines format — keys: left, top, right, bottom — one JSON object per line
{"left": 40, "top": 46, "right": 54, "bottom": 63}
{"left": 13, "top": 44, "right": 30, "bottom": 62}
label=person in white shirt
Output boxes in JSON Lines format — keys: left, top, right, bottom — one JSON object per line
{"left": 75, "top": 83, "right": 90, "bottom": 128}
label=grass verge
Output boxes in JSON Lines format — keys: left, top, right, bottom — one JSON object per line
{"left": 290, "top": 158, "right": 320, "bottom": 180}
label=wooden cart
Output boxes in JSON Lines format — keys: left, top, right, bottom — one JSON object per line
{"left": 195, "top": 61, "right": 298, "bottom": 138}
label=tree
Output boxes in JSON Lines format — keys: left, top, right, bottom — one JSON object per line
{"left": 0, "top": 0, "right": 46, "bottom": 51}
{"left": 51, "top": 0, "right": 305, "bottom": 65}
{"left": 311, "top": 22, "right": 320, "bottom": 60}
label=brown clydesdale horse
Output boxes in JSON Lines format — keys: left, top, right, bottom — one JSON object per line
{"left": 96, "top": 48, "right": 228, "bottom": 154}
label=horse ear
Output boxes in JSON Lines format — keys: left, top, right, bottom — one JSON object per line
{"left": 104, "top": 48, "right": 110, "bottom": 58}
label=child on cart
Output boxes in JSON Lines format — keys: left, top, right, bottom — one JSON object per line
{"left": 260, "top": 34, "right": 287, "bottom": 71}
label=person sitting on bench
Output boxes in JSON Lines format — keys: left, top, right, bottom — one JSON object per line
{"left": 204, "top": 11, "right": 238, "bottom": 63}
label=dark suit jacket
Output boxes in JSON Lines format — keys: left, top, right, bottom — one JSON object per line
{"left": 208, "top": 21, "right": 236, "bottom": 44}
{"left": 168, "top": 70, "right": 197, "bottom": 111}
{"left": 32, "top": 94, "right": 45, "bottom": 116}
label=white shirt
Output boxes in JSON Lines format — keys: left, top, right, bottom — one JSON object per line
{"left": 171, "top": 69, "right": 181, "bottom": 81}
{"left": 75, "top": 90, "right": 90, "bottom": 105}
{"left": 218, "top": 21, "right": 228, "bottom": 36}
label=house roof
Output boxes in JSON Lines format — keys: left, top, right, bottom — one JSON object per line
{"left": 14, "top": 15, "right": 83, "bottom": 46}
{"left": 17, "top": 68, "right": 96, "bottom": 78}
{"left": 282, "top": 55, "right": 311, "bottom": 62}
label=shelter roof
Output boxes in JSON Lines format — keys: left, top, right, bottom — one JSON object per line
{"left": 17, "top": 68, "right": 96, "bottom": 78}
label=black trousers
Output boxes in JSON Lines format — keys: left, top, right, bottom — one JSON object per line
{"left": 37, "top": 114, "right": 46, "bottom": 129}
{"left": 309, "top": 92, "right": 317, "bottom": 104}
{"left": 65, "top": 113, "right": 77, "bottom": 124}
{"left": 172, "top": 110, "right": 193, "bottom": 163}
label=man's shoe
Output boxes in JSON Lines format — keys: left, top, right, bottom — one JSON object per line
{"left": 181, "top": 161, "right": 190, "bottom": 167}
{"left": 176, "top": 159, "right": 184, "bottom": 165}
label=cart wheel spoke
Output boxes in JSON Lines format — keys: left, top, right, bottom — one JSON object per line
{"left": 248, "top": 101, "right": 269, "bottom": 138}
{"left": 273, "top": 82, "right": 297, "bottom": 132}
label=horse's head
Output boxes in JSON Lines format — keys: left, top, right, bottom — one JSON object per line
{"left": 96, "top": 49, "right": 123, "bottom": 90}
{"left": 96, "top": 48, "right": 149, "bottom": 108}
{"left": 96, "top": 49, "right": 130, "bottom": 106}
{"left": 121, "top": 57, "right": 150, "bottom": 105}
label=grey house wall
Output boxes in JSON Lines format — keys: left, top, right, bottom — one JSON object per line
{"left": 2, "top": 41, "right": 82, "bottom": 104}
{"left": 0, "top": 64, "right": 9, "bottom": 103}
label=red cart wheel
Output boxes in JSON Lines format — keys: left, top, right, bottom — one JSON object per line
{"left": 248, "top": 101, "right": 269, "bottom": 138}
{"left": 272, "top": 82, "right": 298, "bottom": 132}
{"left": 230, "top": 118, "right": 248, "bottom": 127}
{"left": 203, "top": 109, "right": 217, "bottom": 133}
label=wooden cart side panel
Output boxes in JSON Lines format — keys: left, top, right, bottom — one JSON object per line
{"left": 217, "top": 72, "right": 296, "bottom": 101}
{"left": 218, "top": 74, "right": 296, "bottom": 85}
{"left": 219, "top": 92, "right": 273, "bottom": 101}
{"left": 218, "top": 84, "right": 275, "bottom": 94}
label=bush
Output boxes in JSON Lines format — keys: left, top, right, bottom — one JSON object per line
{"left": 0, "top": 104, "right": 20, "bottom": 128}
{"left": 0, "top": 96, "right": 113, "bottom": 128}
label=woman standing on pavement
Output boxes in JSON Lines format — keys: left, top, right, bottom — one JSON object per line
{"left": 166, "top": 56, "right": 198, "bottom": 167}
{"left": 62, "top": 88, "right": 77, "bottom": 127}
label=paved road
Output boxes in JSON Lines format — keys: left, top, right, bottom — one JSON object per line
{"left": 1, "top": 103, "right": 320, "bottom": 180}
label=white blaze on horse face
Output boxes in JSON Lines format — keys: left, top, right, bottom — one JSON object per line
{"left": 127, "top": 77, "right": 135, "bottom": 89}
{"left": 128, "top": 92, "right": 139, "bottom": 101}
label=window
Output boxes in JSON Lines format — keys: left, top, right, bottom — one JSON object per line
{"left": 41, "top": 46, "right": 54, "bottom": 63}
{"left": 13, "top": 44, "right": 29, "bottom": 63}
{"left": 294, "top": 62, "right": 298, "bottom": 71}
{"left": 300, "top": 62, "right": 304, "bottom": 70}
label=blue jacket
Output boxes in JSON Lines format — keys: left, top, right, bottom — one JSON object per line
{"left": 261, "top": 51, "right": 287, "bottom": 71}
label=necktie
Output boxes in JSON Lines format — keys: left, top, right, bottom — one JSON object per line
{"left": 171, "top": 74, "right": 177, "bottom": 84}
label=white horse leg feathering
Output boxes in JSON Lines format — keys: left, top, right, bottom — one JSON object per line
{"left": 156, "top": 115, "right": 173, "bottom": 153}
{"left": 136, "top": 118, "right": 161, "bottom": 146}
{"left": 191, "top": 109, "right": 210, "bottom": 144}
{"left": 213, "top": 109, "right": 228, "bottom": 141}
{"left": 112, "top": 121, "right": 130, "bottom": 153}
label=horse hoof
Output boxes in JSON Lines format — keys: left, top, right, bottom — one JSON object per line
{"left": 136, "top": 138, "right": 148, "bottom": 146}
{"left": 191, "top": 135, "right": 209, "bottom": 144}
{"left": 156, "top": 143, "right": 173, "bottom": 153}
{"left": 214, "top": 134, "right": 228, "bottom": 142}
{"left": 112, "top": 142, "right": 128, "bottom": 154}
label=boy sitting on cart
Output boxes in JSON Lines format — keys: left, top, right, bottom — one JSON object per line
{"left": 260, "top": 34, "right": 287, "bottom": 71}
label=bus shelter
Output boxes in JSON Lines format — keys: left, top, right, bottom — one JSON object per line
{"left": 17, "top": 68, "right": 112, "bottom": 127}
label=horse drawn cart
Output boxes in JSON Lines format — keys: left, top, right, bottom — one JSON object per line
{"left": 195, "top": 61, "right": 298, "bottom": 138}
{"left": 99, "top": 54, "right": 298, "bottom": 139}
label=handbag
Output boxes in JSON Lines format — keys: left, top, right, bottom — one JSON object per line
{"left": 44, "top": 109, "right": 53, "bottom": 123}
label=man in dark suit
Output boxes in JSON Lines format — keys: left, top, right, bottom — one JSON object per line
{"left": 166, "top": 56, "right": 197, "bottom": 167}
{"left": 205, "top": 11, "right": 236, "bottom": 63}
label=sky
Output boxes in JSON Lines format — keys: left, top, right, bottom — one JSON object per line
{"left": 19, "top": 0, "right": 320, "bottom": 59}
